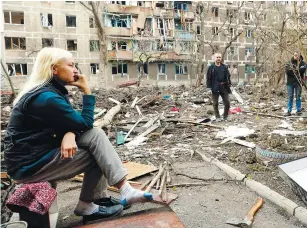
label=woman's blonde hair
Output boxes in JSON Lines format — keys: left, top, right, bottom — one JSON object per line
{"left": 13, "top": 47, "right": 72, "bottom": 106}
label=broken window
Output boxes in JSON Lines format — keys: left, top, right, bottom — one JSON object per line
{"left": 174, "top": 2, "right": 188, "bottom": 12}
{"left": 67, "top": 40, "right": 77, "bottom": 51}
{"left": 4, "top": 11, "right": 24, "bottom": 24}
{"left": 112, "top": 63, "right": 128, "bottom": 74}
{"left": 111, "top": 1, "right": 126, "bottom": 5}
{"left": 137, "top": 41, "right": 152, "bottom": 52}
{"left": 212, "top": 27, "right": 218, "bottom": 35}
{"left": 175, "top": 20, "right": 184, "bottom": 31}
{"left": 158, "top": 64, "right": 166, "bottom": 74}
{"left": 42, "top": 38, "right": 54, "bottom": 48}
{"left": 228, "top": 47, "right": 235, "bottom": 55}
{"left": 110, "top": 15, "right": 131, "bottom": 28}
{"left": 245, "top": 47, "right": 254, "bottom": 56}
{"left": 117, "top": 41, "right": 127, "bottom": 50}
{"left": 138, "top": 63, "right": 148, "bottom": 74}
{"left": 212, "top": 7, "right": 219, "bottom": 17}
{"left": 245, "top": 29, "right": 253, "bottom": 38}
{"left": 40, "top": 13, "right": 53, "bottom": 27}
{"left": 156, "top": 1, "right": 164, "bottom": 7}
{"left": 166, "top": 41, "right": 174, "bottom": 51}
{"left": 245, "top": 64, "right": 256, "bottom": 73}
{"left": 7, "top": 63, "right": 27, "bottom": 76}
{"left": 157, "top": 18, "right": 164, "bottom": 35}
{"left": 66, "top": 16, "right": 76, "bottom": 27}
{"left": 244, "top": 12, "right": 252, "bottom": 20}
{"left": 227, "top": 9, "right": 237, "bottom": 19}
{"left": 89, "top": 18, "right": 97, "bottom": 28}
{"left": 197, "top": 25, "right": 201, "bottom": 35}
{"left": 111, "top": 41, "right": 117, "bottom": 50}
{"left": 175, "top": 64, "right": 188, "bottom": 74}
{"left": 90, "top": 40, "right": 100, "bottom": 52}
{"left": 90, "top": 63, "right": 99, "bottom": 74}
{"left": 179, "top": 42, "right": 193, "bottom": 53}
{"left": 5, "top": 37, "right": 26, "bottom": 50}
{"left": 138, "top": 18, "right": 153, "bottom": 36}
{"left": 110, "top": 41, "right": 128, "bottom": 51}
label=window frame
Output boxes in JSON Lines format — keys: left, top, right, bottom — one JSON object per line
{"left": 245, "top": 47, "right": 254, "bottom": 56}
{"left": 42, "top": 38, "right": 54, "bottom": 48}
{"left": 175, "top": 64, "right": 188, "bottom": 74}
{"left": 212, "top": 7, "right": 219, "bottom": 17}
{"left": 40, "top": 13, "right": 53, "bottom": 27}
{"left": 90, "top": 63, "right": 99, "bottom": 74}
{"left": 4, "top": 11, "right": 24, "bottom": 25}
{"left": 89, "top": 17, "right": 97, "bottom": 28}
{"left": 5, "top": 37, "right": 26, "bottom": 50}
{"left": 112, "top": 63, "right": 128, "bottom": 74}
{"left": 67, "top": 39, "right": 77, "bottom": 51}
{"left": 158, "top": 63, "right": 166, "bottom": 74}
{"left": 212, "top": 27, "right": 219, "bottom": 35}
{"left": 7, "top": 63, "right": 28, "bottom": 76}
{"left": 246, "top": 30, "right": 253, "bottom": 38}
{"left": 66, "top": 15, "right": 77, "bottom": 27}
{"left": 89, "top": 40, "right": 100, "bottom": 52}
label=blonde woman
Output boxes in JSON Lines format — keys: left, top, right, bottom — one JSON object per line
{"left": 4, "top": 48, "right": 153, "bottom": 222}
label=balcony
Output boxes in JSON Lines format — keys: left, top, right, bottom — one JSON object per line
{"left": 173, "top": 10, "right": 194, "bottom": 20}
{"left": 153, "top": 9, "right": 174, "bottom": 18}
{"left": 133, "top": 51, "right": 190, "bottom": 62}
{"left": 108, "top": 50, "right": 133, "bottom": 61}
{"left": 105, "top": 4, "right": 153, "bottom": 16}
{"left": 175, "top": 31, "right": 194, "bottom": 40}
{"left": 105, "top": 27, "right": 132, "bottom": 36}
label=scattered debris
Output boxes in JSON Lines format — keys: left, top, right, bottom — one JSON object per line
{"left": 279, "top": 157, "right": 307, "bottom": 206}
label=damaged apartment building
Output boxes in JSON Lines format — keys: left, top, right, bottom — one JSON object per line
{"left": 2, "top": 1, "right": 302, "bottom": 88}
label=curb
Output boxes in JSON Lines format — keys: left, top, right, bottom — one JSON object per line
{"left": 196, "top": 151, "right": 307, "bottom": 226}
{"left": 294, "top": 207, "right": 307, "bottom": 225}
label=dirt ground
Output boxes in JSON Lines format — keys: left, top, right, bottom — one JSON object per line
{"left": 1, "top": 83, "right": 307, "bottom": 216}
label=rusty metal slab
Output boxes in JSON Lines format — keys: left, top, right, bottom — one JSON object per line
{"left": 76, "top": 206, "right": 185, "bottom": 228}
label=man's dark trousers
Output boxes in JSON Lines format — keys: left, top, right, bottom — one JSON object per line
{"left": 212, "top": 84, "right": 230, "bottom": 118}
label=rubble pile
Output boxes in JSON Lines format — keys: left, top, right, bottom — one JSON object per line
{"left": 1, "top": 83, "right": 307, "bottom": 204}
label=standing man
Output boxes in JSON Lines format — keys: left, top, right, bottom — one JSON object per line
{"left": 285, "top": 51, "right": 307, "bottom": 116}
{"left": 206, "top": 53, "right": 232, "bottom": 121}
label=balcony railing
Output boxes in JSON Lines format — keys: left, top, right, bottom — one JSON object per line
{"left": 175, "top": 31, "right": 194, "bottom": 39}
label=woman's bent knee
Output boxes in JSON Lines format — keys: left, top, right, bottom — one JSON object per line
{"left": 78, "top": 128, "right": 108, "bottom": 145}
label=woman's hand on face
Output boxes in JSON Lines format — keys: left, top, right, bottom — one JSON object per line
{"left": 68, "top": 74, "right": 91, "bottom": 95}
{"left": 61, "top": 132, "right": 77, "bottom": 159}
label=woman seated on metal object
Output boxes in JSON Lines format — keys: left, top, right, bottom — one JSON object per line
{"left": 3, "top": 47, "right": 153, "bottom": 221}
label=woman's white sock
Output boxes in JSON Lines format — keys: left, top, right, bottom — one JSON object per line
{"left": 119, "top": 181, "right": 153, "bottom": 206}
{"left": 74, "top": 200, "right": 99, "bottom": 216}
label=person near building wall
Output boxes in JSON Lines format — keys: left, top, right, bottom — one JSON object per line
{"left": 3, "top": 47, "right": 154, "bottom": 222}
{"left": 206, "top": 53, "right": 232, "bottom": 121}
{"left": 285, "top": 51, "right": 307, "bottom": 116}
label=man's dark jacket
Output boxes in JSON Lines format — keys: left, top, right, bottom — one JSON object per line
{"left": 206, "top": 63, "right": 232, "bottom": 93}
{"left": 3, "top": 80, "right": 95, "bottom": 178}
{"left": 286, "top": 56, "right": 307, "bottom": 85}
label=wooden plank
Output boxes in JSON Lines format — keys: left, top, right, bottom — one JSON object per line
{"left": 123, "top": 162, "right": 158, "bottom": 181}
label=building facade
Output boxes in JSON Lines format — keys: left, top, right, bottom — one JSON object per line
{"left": 1, "top": 1, "right": 306, "bottom": 89}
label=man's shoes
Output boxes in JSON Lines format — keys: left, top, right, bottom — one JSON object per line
{"left": 82, "top": 204, "right": 123, "bottom": 223}
{"left": 223, "top": 116, "right": 228, "bottom": 121}
{"left": 284, "top": 111, "right": 291, "bottom": 116}
{"left": 297, "top": 111, "right": 302, "bottom": 116}
{"left": 94, "top": 196, "right": 131, "bottom": 210}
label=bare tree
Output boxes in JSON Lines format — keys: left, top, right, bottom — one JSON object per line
{"left": 80, "top": 1, "right": 107, "bottom": 87}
